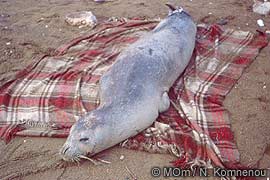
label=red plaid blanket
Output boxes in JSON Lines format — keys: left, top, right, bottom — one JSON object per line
{"left": 0, "top": 18, "right": 268, "bottom": 175}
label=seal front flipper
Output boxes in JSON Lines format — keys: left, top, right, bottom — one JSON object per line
{"left": 158, "top": 92, "right": 170, "bottom": 113}
{"left": 99, "top": 73, "right": 112, "bottom": 105}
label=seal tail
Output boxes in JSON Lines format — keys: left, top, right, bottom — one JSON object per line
{"left": 165, "top": 3, "right": 188, "bottom": 17}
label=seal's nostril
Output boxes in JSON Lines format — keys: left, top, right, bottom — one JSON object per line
{"left": 63, "top": 146, "right": 70, "bottom": 154}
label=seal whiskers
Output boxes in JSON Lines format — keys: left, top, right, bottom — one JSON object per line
{"left": 78, "top": 155, "right": 99, "bottom": 165}
{"left": 96, "top": 158, "right": 111, "bottom": 164}
{"left": 78, "top": 155, "right": 111, "bottom": 165}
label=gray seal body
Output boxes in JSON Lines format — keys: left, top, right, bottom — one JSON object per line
{"left": 60, "top": 8, "right": 197, "bottom": 161}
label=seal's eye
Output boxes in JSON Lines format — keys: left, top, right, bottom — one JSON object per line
{"left": 79, "top": 138, "right": 89, "bottom": 142}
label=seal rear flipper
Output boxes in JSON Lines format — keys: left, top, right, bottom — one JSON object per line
{"left": 165, "top": 3, "right": 176, "bottom": 11}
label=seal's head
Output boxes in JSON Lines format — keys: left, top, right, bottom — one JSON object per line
{"left": 59, "top": 111, "right": 108, "bottom": 162}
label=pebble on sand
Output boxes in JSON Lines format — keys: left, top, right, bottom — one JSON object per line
{"left": 120, "top": 155, "right": 125, "bottom": 160}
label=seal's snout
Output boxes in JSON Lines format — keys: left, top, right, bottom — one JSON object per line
{"left": 59, "top": 143, "right": 75, "bottom": 161}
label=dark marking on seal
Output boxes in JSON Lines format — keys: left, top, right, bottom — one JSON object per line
{"left": 149, "top": 48, "right": 153, "bottom": 55}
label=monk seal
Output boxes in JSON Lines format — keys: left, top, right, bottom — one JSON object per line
{"left": 59, "top": 4, "right": 197, "bottom": 162}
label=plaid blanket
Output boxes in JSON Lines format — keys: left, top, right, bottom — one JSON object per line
{"left": 0, "top": 18, "right": 268, "bottom": 175}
